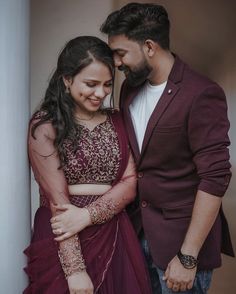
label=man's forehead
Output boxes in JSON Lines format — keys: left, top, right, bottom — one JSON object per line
{"left": 108, "top": 35, "right": 139, "bottom": 50}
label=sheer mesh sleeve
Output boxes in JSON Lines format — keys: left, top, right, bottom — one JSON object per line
{"left": 85, "top": 152, "right": 137, "bottom": 224}
{"left": 28, "top": 120, "right": 69, "bottom": 206}
{"left": 28, "top": 119, "right": 86, "bottom": 277}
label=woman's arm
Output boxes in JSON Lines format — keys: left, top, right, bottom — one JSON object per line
{"left": 28, "top": 119, "right": 93, "bottom": 292}
{"left": 85, "top": 152, "right": 137, "bottom": 224}
{"left": 51, "top": 152, "right": 137, "bottom": 241}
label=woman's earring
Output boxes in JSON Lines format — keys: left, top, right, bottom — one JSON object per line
{"left": 65, "top": 85, "right": 70, "bottom": 94}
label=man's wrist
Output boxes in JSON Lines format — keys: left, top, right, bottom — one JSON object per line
{"left": 177, "top": 250, "right": 198, "bottom": 269}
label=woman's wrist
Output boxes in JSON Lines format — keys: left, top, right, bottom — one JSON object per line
{"left": 82, "top": 208, "right": 92, "bottom": 227}
{"left": 67, "top": 269, "right": 87, "bottom": 279}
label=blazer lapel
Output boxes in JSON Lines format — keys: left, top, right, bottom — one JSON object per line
{"left": 122, "top": 55, "right": 185, "bottom": 164}
{"left": 140, "top": 81, "right": 180, "bottom": 158}
{"left": 123, "top": 86, "right": 142, "bottom": 162}
{"left": 140, "top": 55, "right": 185, "bottom": 160}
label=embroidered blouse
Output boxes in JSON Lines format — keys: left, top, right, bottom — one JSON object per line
{"left": 28, "top": 111, "right": 137, "bottom": 278}
{"left": 62, "top": 116, "right": 121, "bottom": 185}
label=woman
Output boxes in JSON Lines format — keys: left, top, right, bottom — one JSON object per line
{"left": 24, "top": 36, "right": 151, "bottom": 294}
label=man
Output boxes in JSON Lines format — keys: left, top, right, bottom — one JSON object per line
{"left": 101, "top": 2, "right": 234, "bottom": 294}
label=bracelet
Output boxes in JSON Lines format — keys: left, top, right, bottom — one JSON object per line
{"left": 177, "top": 250, "right": 198, "bottom": 269}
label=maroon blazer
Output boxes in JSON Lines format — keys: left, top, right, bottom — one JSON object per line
{"left": 120, "top": 56, "right": 234, "bottom": 270}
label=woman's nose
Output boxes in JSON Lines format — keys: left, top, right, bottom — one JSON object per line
{"left": 94, "top": 87, "right": 106, "bottom": 98}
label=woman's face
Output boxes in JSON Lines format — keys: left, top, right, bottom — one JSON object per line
{"left": 65, "top": 60, "right": 113, "bottom": 115}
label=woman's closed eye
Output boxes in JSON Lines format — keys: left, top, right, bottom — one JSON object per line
{"left": 86, "top": 82, "right": 97, "bottom": 88}
{"left": 104, "top": 82, "right": 113, "bottom": 88}
{"left": 85, "top": 81, "right": 112, "bottom": 88}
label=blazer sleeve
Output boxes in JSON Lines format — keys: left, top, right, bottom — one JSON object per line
{"left": 188, "top": 83, "right": 231, "bottom": 197}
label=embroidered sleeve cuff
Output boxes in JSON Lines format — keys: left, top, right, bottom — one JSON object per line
{"left": 58, "top": 234, "right": 86, "bottom": 278}
{"left": 85, "top": 197, "right": 117, "bottom": 225}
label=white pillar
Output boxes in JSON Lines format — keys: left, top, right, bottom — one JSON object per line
{"left": 0, "top": 0, "right": 30, "bottom": 292}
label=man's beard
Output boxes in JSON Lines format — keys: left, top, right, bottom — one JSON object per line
{"left": 118, "top": 59, "right": 152, "bottom": 87}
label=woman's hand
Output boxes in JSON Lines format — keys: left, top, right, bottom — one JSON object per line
{"left": 50, "top": 204, "right": 91, "bottom": 241}
{"left": 68, "top": 271, "right": 94, "bottom": 294}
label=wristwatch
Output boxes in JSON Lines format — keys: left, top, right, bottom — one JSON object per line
{"left": 177, "top": 250, "right": 198, "bottom": 269}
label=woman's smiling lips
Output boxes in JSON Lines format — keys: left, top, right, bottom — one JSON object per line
{"left": 88, "top": 97, "right": 102, "bottom": 107}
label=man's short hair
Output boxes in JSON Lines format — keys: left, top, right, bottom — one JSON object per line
{"left": 101, "top": 2, "right": 170, "bottom": 50}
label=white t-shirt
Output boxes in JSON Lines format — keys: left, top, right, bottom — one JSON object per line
{"left": 129, "top": 80, "right": 167, "bottom": 151}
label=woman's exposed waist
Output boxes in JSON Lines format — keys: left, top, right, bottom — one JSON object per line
{"left": 39, "top": 184, "right": 111, "bottom": 208}
{"left": 68, "top": 183, "right": 111, "bottom": 196}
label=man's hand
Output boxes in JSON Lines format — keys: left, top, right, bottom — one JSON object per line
{"left": 163, "top": 255, "right": 197, "bottom": 292}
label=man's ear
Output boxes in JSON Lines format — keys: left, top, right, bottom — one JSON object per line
{"left": 143, "top": 39, "right": 158, "bottom": 57}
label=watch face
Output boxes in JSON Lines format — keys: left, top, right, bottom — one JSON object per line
{"left": 177, "top": 251, "right": 198, "bottom": 269}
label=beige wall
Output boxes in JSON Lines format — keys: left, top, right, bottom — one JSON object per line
{"left": 31, "top": 0, "right": 236, "bottom": 292}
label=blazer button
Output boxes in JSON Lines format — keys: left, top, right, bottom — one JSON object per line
{"left": 141, "top": 201, "right": 148, "bottom": 208}
{"left": 137, "top": 172, "right": 143, "bottom": 178}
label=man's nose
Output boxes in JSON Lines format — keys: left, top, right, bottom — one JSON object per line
{"left": 114, "top": 55, "right": 122, "bottom": 67}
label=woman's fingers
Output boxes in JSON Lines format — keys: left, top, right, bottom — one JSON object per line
{"left": 50, "top": 213, "right": 65, "bottom": 224}
{"left": 54, "top": 232, "right": 72, "bottom": 242}
{"left": 52, "top": 228, "right": 63, "bottom": 235}
{"left": 50, "top": 216, "right": 61, "bottom": 224}
{"left": 51, "top": 222, "right": 61, "bottom": 229}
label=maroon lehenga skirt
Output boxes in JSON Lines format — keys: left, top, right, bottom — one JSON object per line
{"left": 23, "top": 199, "right": 151, "bottom": 294}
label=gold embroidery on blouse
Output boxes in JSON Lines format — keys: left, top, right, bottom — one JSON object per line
{"left": 62, "top": 117, "right": 121, "bottom": 185}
